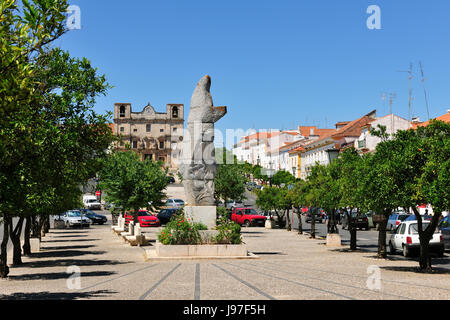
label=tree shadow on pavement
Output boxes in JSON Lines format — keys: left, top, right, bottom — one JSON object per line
{"left": 17, "top": 258, "right": 132, "bottom": 268}
{"left": 51, "top": 235, "right": 89, "bottom": 238}
{"left": 8, "top": 270, "right": 117, "bottom": 281}
{"left": 0, "top": 290, "right": 117, "bottom": 300}
{"left": 43, "top": 239, "right": 101, "bottom": 243}
{"left": 380, "top": 266, "right": 450, "bottom": 275}
{"left": 42, "top": 245, "right": 97, "bottom": 251}
{"left": 32, "top": 250, "right": 107, "bottom": 259}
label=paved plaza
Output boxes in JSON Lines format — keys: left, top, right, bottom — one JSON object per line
{"left": 0, "top": 214, "right": 449, "bottom": 301}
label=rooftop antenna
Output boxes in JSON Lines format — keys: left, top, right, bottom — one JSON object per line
{"left": 419, "top": 61, "right": 431, "bottom": 121}
{"left": 389, "top": 93, "right": 397, "bottom": 137}
{"left": 397, "top": 63, "right": 414, "bottom": 121}
{"left": 381, "top": 92, "right": 387, "bottom": 116}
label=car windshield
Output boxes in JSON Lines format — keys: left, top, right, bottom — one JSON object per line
{"left": 409, "top": 223, "right": 439, "bottom": 234}
{"left": 174, "top": 200, "right": 184, "bottom": 204}
{"left": 88, "top": 199, "right": 98, "bottom": 203}
{"left": 67, "top": 211, "right": 81, "bottom": 217}
{"left": 398, "top": 215, "right": 409, "bottom": 221}
{"left": 138, "top": 211, "right": 150, "bottom": 216}
{"left": 243, "top": 209, "right": 258, "bottom": 215}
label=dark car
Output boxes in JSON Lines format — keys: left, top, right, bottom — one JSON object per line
{"left": 166, "top": 176, "right": 176, "bottom": 184}
{"left": 405, "top": 214, "right": 433, "bottom": 222}
{"left": 305, "top": 208, "right": 324, "bottom": 223}
{"left": 79, "top": 209, "right": 107, "bottom": 225}
{"left": 157, "top": 208, "right": 180, "bottom": 225}
{"left": 342, "top": 212, "right": 370, "bottom": 230}
{"left": 439, "top": 216, "right": 450, "bottom": 250}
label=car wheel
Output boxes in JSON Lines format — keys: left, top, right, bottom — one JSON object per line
{"left": 403, "top": 245, "right": 410, "bottom": 257}
{"left": 244, "top": 220, "right": 251, "bottom": 228}
{"left": 389, "top": 242, "right": 396, "bottom": 255}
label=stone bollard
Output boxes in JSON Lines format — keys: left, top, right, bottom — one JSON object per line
{"left": 265, "top": 219, "right": 274, "bottom": 229}
{"left": 30, "top": 238, "right": 40, "bottom": 253}
{"left": 129, "top": 221, "right": 135, "bottom": 236}
{"left": 135, "top": 223, "right": 141, "bottom": 237}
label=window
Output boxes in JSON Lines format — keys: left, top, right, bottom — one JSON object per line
{"left": 120, "top": 105, "right": 126, "bottom": 118}
{"left": 133, "top": 141, "right": 137, "bottom": 149}
{"left": 159, "top": 141, "right": 164, "bottom": 149}
{"left": 173, "top": 127, "right": 177, "bottom": 133}
{"left": 133, "top": 128, "right": 138, "bottom": 133}
{"left": 146, "top": 124, "right": 151, "bottom": 133}
{"left": 172, "top": 106, "right": 179, "bottom": 118}
{"left": 120, "top": 127, "right": 124, "bottom": 132}
{"left": 160, "top": 129, "right": 164, "bottom": 133}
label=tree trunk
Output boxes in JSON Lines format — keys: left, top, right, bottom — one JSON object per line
{"left": 296, "top": 207, "right": 303, "bottom": 235}
{"left": 349, "top": 210, "right": 357, "bottom": 251}
{"left": 23, "top": 216, "right": 32, "bottom": 256}
{"left": 9, "top": 217, "right": 24, "bottom": 266}
{"left": 377, "top": 214, "right": 389, "bottom": 259}
{"left": 310, "top": 208, "right": 316, "bottom": 239}
{"left": 419, "top": 238, "right": 432, "bottom": 272}
{"left": 286, "top": 209, "right": 292, "bottom": 232}
{"left": 0, "top": 214, "right": 10, "bottom": 278}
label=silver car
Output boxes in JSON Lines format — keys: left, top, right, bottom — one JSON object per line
{"left": 165, "top": 199, "right": 185, "bottom": 208}
{"left": 60, "top": 210, "right": 92, "bottom": 228}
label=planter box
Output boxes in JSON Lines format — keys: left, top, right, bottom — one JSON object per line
{"left": 155, "top": 244, "right": 248, "bottom": 258}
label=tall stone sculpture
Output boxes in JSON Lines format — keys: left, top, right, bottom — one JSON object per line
{"left": 179, "top": 75, "right": 227, "bottom": 228}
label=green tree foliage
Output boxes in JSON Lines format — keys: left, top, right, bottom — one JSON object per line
{"left": 99, "top": 151, "right": 168, "bottom": 223}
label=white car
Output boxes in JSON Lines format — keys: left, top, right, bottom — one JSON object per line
{"left": 389, "top": 221, "right": 445, "bottom": 257}
{"left": 83, "top": 195, "right": 102, "bottom": 210}
{"left": 165, "top": 199, "right": 185, "bottom": 208}
{"left": 60, "top": 210, "right": 92, "bottom": 228}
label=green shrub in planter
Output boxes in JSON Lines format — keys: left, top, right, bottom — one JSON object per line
{"left": 158, "top": 211, "right": 208, "bottom": 245}
{"left": 214, "top": 215, "right": 242, "bottom": 245}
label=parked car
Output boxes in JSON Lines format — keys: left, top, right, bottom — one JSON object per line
{"left": 364, "top": 211, "right": 377, "bottom": 229}
{"left": 246, "top": 182, "right": 258, "bottom": 191}
{"left": 438, "top": 215, "right": 450, "bottom": 250}
{"left": 405, "top": 215, "right": 433, "bottom": 222}
{"left": 104, "top": 202, "right": 113, "bottom": 211}
{"left": 305, "top": 208, "right": 325, "bottom": 224}
{"left": 166, "top": 176, "right": 176, "bottom": 184}
{"left": 60, "top": 210, "right": 91, "bottom": 228}
{"left": 157, "top": 208, "right": 180, "bottom": 225}
{"left": 124, "top": 210, "right": 160, "bottom": 228}
{"left": 83, "top": 195, "right": 102, "bottom": 210}
{"left": 341, "top": 212, "right": 370, "bottom": 230}
{"left": 79, "top": 209, "right": 107, "bottom": 225}
{"left": 386, "top": 213, "right": 411, "bottom": 231}
{"left": 226, "top": 200, "right": 244, "bottom": 209}
{"left": 389, "top": 221, "right": 444, "bottom": 257}
{"left": 231, "top": 208, "right": 267, "bottom": 227}
{"left": 165, "top": 199, "right": 185, "bottom": 208}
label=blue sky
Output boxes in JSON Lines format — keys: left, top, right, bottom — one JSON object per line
{"left": 57, "top": 0, "right": 450, "bottom": 146}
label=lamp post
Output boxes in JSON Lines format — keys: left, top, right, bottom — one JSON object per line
{"left": 326, "top": 149, "right": 340, "bottom": 236}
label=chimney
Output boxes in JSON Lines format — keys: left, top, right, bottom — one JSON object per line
{"left": 411, "top": 117, "right": 421, "bottom": 124}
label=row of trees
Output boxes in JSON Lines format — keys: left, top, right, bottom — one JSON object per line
{"left": 246, "top": 121, "right": 448, "bottom": 272}
{"left": 0, "top": 0, "right": 115, "bottom": 278}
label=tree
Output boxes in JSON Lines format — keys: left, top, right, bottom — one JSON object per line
{"left": 271, "top": 170, "right": 296, "bottom": 187}
{"left": 256, "top": 186, "right": 286, "bottom": 228}
{"left": 214, "top": 164, "right": 247, "bottom": 206}
{"left": 100, "top": 151, "right": 168, "bottom": 224}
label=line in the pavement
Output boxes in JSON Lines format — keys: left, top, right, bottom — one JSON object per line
{"left": 222, "top": 262, "right": 357, "bottom": 300}
{"left": 194, "top": 264, "right": 200, "bottom": 300}
{"left": 212, "top": 264, "right": 276, "bottom": 300}
{"left": 139, "top": 264, "right": 181, "bottom": 300}
{"left": 262, "top": 260, "right": 450, "bottom": 292}
{"left": 81, "top": 264, "right": 158, "bottom": 291}
{"left": 237, "top": 261, "right": 413, "bottom": 300}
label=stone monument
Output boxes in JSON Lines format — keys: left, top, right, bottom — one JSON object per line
{"left": 179, "top": 75, "right": 227, "bottom": 229}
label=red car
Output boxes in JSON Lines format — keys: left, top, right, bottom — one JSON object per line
{"left": 124, "top": 210, "right": 160, "bottom": 228}
{"left": 231, "top": 208, "right": 267, "bottom": 227}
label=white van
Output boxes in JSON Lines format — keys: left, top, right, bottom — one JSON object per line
{"left": 83, "top": 195, "right": 102, "bottom": 210}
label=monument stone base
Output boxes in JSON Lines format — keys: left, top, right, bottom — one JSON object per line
{"left": 184, "top": 206, "right": 217, "bottom": 230}
{"left": 326, "top": 234, "right": 342, "bottom": 247}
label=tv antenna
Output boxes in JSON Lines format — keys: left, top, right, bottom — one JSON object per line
{"left": 397, "top": 63, "right": 414, "bottom": 121}
{"left": 419, "top": 61, "right": 431, "bottom": 121}
{"left": 389, "top": 93, "right": 397, "bottom": 137}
